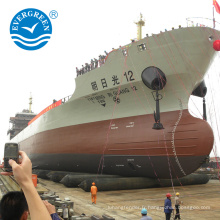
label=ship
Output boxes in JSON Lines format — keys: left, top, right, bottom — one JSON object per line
{"left": 7, "top": 95, "right": 37, "bottom": 140}
{"left": 11, "top": 15, "right": 220, "bottom": 179}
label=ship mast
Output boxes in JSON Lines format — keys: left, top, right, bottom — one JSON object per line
{"left": 135, "top": 13, "right": 145, "bottom": 40}
{"left": 29, "top": 93, "right": 32, "bottom": 113}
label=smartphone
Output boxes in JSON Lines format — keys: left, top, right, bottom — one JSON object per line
{"left": 4, "top": 142, "right": 19, "bottom": 171}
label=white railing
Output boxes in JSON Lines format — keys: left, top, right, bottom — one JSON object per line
{"left": 61, "top": 95, "right": 71, "bottom": 104}
{"left": 186, "top": 17, "right": 220, "bottom": 30}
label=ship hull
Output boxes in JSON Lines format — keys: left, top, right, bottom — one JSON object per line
{"left": 20, "top": 109, "right": 213, "bottom": 179}
{"left": 12, "top": 26, "right": 218, "bottom": 179}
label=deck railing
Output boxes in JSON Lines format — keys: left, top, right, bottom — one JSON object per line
{"left": 186, "top": 17, "right": 220, "bottom": 30}
{"left": 61, "top": 95, "right": 71, "bottom": 104}
{"left": 28, "top": 95, "right": 72, "bottom": 125}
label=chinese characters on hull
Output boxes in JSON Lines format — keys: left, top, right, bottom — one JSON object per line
{"left": 88, "top": 71, "right": 137, "bottom": 107}
{"left": 91, "top": 71, "right": 135, "bottom": 91}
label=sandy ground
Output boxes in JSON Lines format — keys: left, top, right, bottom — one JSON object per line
{"left": 38, "top": 179, "right": 220, "bottom": 220}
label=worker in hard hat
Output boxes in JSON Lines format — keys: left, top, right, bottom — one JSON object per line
{"left": 164, "top": 193, "right": 173, "bottom": 220}
{"left": 90, "top": 182, "right": 98, "bottom": 204}
{"left": 174, "top": 192, "right": 181, "bottom": 219}
{"left": 140, "top": 208, "right": 152, "bottom": 220}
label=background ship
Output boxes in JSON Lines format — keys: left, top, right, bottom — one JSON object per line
{"left": 7, "top": 95, "right": 37, "bottom": 140}
{"left": 11, "top": 15, "right": 220, "bottom": 179}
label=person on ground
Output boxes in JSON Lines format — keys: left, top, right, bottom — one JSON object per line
{"left": 164, "top": 193, "right": 173, "bottom": 220}
{"left": 140, "top": 208, "right": 152, "bottom": 220}
{"left": 0, "top": 191, "right": 28, "bottom": 220}
{"left": 90, "top": 182, "right": 97, "bottom": 204}
{"left": 174, "top": 192, "right": 181, "bottom": 219}
{"left": 0, "top": 151, "right": 52, "bottom": 220}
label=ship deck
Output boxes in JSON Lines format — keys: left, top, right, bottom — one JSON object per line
{"left": 38, "top": 178, "right": 220, "bottom": 220}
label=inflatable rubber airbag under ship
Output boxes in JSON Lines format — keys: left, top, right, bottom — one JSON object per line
{"left": 12, "top": 15, "right": 220, "bottom": 179}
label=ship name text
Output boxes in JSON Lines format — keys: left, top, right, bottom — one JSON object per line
{"left": 90, "top": 71, "right": 135, "bottom": 91}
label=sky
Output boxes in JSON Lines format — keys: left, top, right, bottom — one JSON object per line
{"left": 0, "top": 0, "right": 220, "bottom": 159}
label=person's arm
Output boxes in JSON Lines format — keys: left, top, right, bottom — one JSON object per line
{"left": 43, "top": 200, "right": 61, "bottom": 220}
{"left": 1, "top": 151, "right": 51, "bottom": 220}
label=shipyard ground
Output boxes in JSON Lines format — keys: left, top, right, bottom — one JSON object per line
{"left": 38, "top": 178, "right": 220, "bottom": 220}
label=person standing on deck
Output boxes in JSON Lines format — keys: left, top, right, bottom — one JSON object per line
{"left": 164, "top": 193, "right": 173, "bottom": 220}
{"left": 90, "top": 182, "right": 98, "bottom": 204}
{"left": 174, "top": 192, "right": 181, "bottom": 219}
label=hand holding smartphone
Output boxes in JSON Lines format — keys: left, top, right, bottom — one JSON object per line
{"left": 4, "top": 142, "right": 19, "bottom": 171}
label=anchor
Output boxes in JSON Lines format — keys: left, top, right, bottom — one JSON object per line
{"left": 152, "top": 89, "right": 164, "bottom": 130}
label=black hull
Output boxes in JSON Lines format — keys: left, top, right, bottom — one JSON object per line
{"left": 31, "top": 153, "right": 206, "bottom": 179}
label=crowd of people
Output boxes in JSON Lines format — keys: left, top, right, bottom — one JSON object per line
{"left": 0, "top": 151, "right": 182, "bottom": 220}
{"left": 76, "top": 51, "right": 108, "bottom": 77}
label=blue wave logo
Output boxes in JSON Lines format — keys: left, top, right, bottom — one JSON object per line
{"left": 10, "top": 8, "right": 52, "bottom": 50}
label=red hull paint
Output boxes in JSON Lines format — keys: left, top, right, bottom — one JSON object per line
{"left": 19, "top": 110, "right": 213, "bottom": 178}
{"left": 21, "top": 110, "right": 213, "bottom": 157}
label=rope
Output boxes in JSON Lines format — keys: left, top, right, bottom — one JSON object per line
{"left": 97, "top": 47, "right": 128, "bottom": 176}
